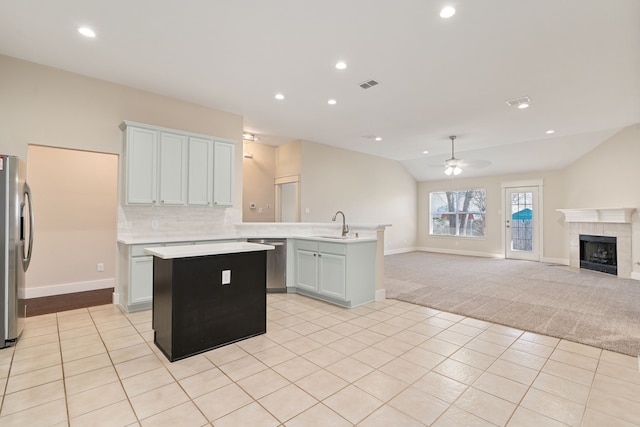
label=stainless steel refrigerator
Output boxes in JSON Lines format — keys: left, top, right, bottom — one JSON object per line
{"left": 1, "top": 155, "right": 33, "bottom": 348}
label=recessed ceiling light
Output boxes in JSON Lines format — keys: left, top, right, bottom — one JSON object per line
{"left": 78, "top": 26, "right": 96, "bottom": 38}
{"left": 546, "top": 129, "right": 555, "bottom": 134}
{"left": 328, "top": 99, "right": 337, "bottom": 105}
{"left": 275, "top": 93, "right": 285, "bottom": 100}
{"left": 335, "top": 62, "right": 347, "bottom": 70}
{"left": 517, "top": 102, "right": 529, "bottom": 109}
{"left": 423, "top": 150, "right": 430, "bottom": 154}
{"left": 440, "top": 6, "right": 456, "bottom": 18}
{"left": 375, "top": 137, "right": 382, "bottom": 141}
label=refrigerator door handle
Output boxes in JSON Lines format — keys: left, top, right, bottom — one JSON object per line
{"left": 21, "top": 183, "right": 33, "bottom": 271}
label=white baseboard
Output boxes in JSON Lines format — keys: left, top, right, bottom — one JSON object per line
{"left": 384, "top": 247, "right": 417, "bottom": 256}
{"left": 112, "top": 292, "right": 120, "bottom": 305}
{"left": 22, "top": 278, "right": 115, "bottom": 299}
{"left": 631, "top": 271, "right": 640, "bottom": 281}
{"left": 375, "top": 289, "right": 386, "bottom": 301}
{"left": 416, "top": 247, "right": 504, "bottom": 259}
{"left": 541, "top": 257, "right": 569, "bottom": 265}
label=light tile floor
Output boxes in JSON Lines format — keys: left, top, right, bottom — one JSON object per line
{"left": 1, "top": 293, "right": 640, "bottom": 426}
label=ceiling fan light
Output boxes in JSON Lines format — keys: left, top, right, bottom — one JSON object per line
{"left": 440, "top": 6, "right": 456, "bottom": 18}
{"left": 444, "top": 167, "right": 453, "bottom": 176}
{"left": 453, "top": 166, "right": 462, "bottom": 175}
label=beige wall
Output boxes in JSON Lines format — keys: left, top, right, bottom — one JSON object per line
{"left": 417, "top": 170, "right": 567, "bottom": 261}
{"left": 563, "top": 124, "right": 640, "bottom": 274}
{"left": 0, "top": 55, "right": 243, "bottom": 293}
{"left": 300, "top": 140, "right": 418, "bottom": 252}
{"left": 243, "top": 142, "right": 276, "bottom": 222}
{"left": 276, "top": 140, "right": 302, "bottom": 179}
{"left": 27, "top": 146, "right": 118, "bottom": 289}
{"left": 0, "top": 55, "right": 242, "bottom": 158}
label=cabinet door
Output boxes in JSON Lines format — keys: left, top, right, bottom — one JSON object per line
{"left": 213, "top": 141, "right": 234, "bottom": 206}
{"left": 296, "top": 249, "right": 318, "bottom": 292}
{"left": 318, "top": 253, "right": 346, "bottom": 300}
{"left": 130, "top": 256, "right": 153, "bottom": 305}
{"left": 126, "top": 127, "right": 157, "bottom": 204}
{"left": 158, "top": 132, "right": 188, "bottom": 205}
{"left": 188, "top": 137, "right": 214, "bottom": 205}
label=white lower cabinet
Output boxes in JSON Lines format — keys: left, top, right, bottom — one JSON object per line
{"left": 129, "top": 256, "right": 154, "bottom": 306}
{"left": 318, "top": 252, "right": 347, "bottom": 300}
{"left": 294, "top": 239, "right": 375, "bottom": 308}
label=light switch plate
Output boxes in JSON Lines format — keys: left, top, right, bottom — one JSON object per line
{"left": 222, "top": 270, "right": 231, "bottom": 285}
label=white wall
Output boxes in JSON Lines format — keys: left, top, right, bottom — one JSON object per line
{"left": 27, "top": 146, "right": 118, "bottom": 295}
{"left": 417, "top": 170, "right": 567, "bottom": 261}
{"left": 243, "top": 142, "right": 276, "bottom": 222}
{"left": 563, "top": 124, "right": 640, "bottom": 276}
{"left": 299, "top": 140, "right": 418, "bottom": 252}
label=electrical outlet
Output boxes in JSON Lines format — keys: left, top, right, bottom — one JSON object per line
{"left": 97, "top": 263, "right": 104, "bottom": 272}
{"left": 222, "top": 270, "right": 231, "bottom": 285}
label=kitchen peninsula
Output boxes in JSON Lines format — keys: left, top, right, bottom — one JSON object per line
{"left": 145, "top": 242, "right": 274, "bottom": 362}
{"left": 116, "top": 223, "right": 389, "bottom": 312}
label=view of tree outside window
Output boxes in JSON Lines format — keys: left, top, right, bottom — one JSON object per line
{"left": 429, "top": 189, "right": 486, "bottom": 237}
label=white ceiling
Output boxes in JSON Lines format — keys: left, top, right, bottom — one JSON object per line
{"left": 1, "top": 0, "right": 638, "bottom": 181}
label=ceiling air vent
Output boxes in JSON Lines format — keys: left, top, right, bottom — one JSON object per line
{"left": 505, "top": 96, "right": 531, "bottom": 108}
{"left": 360, "top": 79, "right": 380, "bottom": 89}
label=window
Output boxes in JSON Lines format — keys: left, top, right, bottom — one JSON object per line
{"left": 430, "top": 189, "right": 486, "bottom": 237}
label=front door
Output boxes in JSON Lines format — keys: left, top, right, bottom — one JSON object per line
{"left": 505, "top": 187, "right": 539, "bottom": 261}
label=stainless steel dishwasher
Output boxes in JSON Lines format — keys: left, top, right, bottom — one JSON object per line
{"left": 247, "top": 238, "right": 286, "bottom": 292}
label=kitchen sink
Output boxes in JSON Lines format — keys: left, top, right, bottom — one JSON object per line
{"left": 314, "top": 235, "right": 351, "bottom": 240}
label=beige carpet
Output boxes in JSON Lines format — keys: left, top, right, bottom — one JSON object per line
{"left": 385, "top": 251, "right": 640, "bottom": 356}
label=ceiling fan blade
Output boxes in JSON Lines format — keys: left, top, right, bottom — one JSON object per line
{"left": 458, "top": 159, "right": 492, "bottom": 168}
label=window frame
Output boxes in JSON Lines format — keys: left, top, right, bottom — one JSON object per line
{"left": 429, "top": 189, "right": 486, "bottom": 238}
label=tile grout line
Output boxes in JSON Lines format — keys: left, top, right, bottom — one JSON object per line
{"left": 115, "top": 305, "right": 213, "bottom": 425}
{"left": 56, "top": 311, "right": 72, "bottom": 427}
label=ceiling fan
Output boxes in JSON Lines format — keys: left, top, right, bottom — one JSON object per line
{"left": 437, "top": 135, "right": 491, "bottom": 176}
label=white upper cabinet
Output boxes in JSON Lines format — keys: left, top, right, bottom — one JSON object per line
{"left": 158, "top": 132, "right": 188, "bottom": 205}
{"left": 213, "top": 141, "right": 234, "bottom": 206}
{"left": 121, "top": 121, "right": 236, "bottom": 207}
{"left": 125, "top": 126, "right": 158, "bottom": 204}
{"left": 187, "top": 136, "right": 214, "bottom": 205}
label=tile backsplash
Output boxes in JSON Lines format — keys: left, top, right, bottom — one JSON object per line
{"left": 118, "top": 205, "right": 241, "bottom": 239}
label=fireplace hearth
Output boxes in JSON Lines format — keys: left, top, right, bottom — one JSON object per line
{"left": 579, "top": 234, "right": 617, "bottom": 275}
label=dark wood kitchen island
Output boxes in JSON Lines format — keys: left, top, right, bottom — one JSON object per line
{"left": 145, "top": 242, "right": 274, "bottom": 362}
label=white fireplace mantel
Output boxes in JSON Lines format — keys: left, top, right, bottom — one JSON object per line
{"left": 557, "top": 208, "right": 636, "bottom": 223}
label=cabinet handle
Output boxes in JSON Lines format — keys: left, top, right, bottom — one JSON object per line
{"left": 313, "top": 253, "right": 317, "bottom": 257}
{"left": 161, "top": 200, "right": 165, "bottom": 203}
{"left": 152, "top": 200, "right": 156, "bottom": 203}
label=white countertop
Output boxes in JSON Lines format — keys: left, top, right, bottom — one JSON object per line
{"left": 119, "top": 234, "right": 376, "bottom": 246}
{"left": 118, "top": 234, "right": 239, "bottom": 245}
{"left": 144, "top": 242, "right": 275, "bottom": 259}
{"left": 117, "top": 222, "right": 390, "bottom": 245}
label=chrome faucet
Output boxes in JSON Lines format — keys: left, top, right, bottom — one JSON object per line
{"left": 332, "top": 210, "right": 349, "bottom": 237}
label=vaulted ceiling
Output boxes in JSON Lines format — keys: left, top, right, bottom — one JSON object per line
{"left": 1, "top": 1, "right": 638, "bottom": 180}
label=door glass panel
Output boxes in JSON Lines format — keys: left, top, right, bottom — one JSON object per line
{"left": 510, "top": 191, "right": 533, "bottom": 252}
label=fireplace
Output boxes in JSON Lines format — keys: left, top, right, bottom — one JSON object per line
{"left": 579, "top": 234, "right": 617, "bottom": 275}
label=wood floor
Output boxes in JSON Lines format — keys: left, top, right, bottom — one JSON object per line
{"left": 23, "top": 288, "right": 113, "bottom": 317}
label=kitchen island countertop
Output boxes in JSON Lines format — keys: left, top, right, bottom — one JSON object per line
{"left": 144, "top": 242, "right": 274, "bottom": 259}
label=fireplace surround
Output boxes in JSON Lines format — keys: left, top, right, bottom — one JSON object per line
{"left": 558, "top": 208, "right": 635, "bottom": 279}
